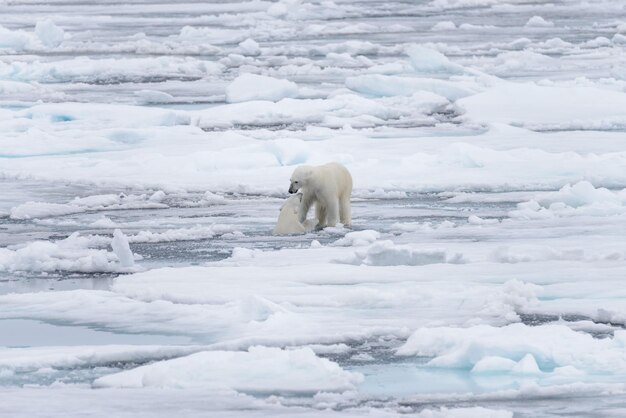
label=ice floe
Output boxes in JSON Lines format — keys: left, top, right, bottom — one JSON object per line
{"left": 93, "top": 346, "right": 363, "bottom": 393}
{"left": 397, "top": 323, "right": 626, "bottom": 376}
{"left": 0, "top": 232, "right": 140, "bottom": 273}
{"left": 226, "top": 74, "right": 299, "bottom": 103}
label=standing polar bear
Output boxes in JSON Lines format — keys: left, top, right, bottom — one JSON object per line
{"left": 288, "top": 162, "right": 352, "bottom": 228}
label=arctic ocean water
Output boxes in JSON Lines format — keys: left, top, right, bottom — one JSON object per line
{"left": 1, "top": 0, "right": 626, "bottom": 417}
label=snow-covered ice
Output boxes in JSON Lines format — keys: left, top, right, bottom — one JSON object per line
{"left": 225, "top": 73, "right": 299, "bottom": 103}
{"left": 93, "top": 346, "right": 363, "bottom": 393}
{"left": 110, "top": 229, "right": 134, "bottom": 268}
{"left": 1, "top": 0, "right": 626, "bottom": 416}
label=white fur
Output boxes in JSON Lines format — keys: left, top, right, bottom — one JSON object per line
{"left": 273, "top": 194, "right": 306, "bottom": 235}
{"left": 289, "top": 162, "right": 352, "bottom": 228}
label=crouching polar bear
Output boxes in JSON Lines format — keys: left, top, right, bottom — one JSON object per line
{"left": 289, "top": 162, "right": 352, "bottom": 229}
{"left": 273, "top": 193, "right": 308, "bottom": 235}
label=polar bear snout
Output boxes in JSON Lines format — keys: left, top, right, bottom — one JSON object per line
{"left": 288, "top": 181, "right": 301, "bottom": 194}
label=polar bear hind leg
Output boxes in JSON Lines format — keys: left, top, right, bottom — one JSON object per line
{"left": 339, "top": 194, "right": 351, "bottom": 226}
{"left": 325, "top": 198, "right": 340, "bottom": 227}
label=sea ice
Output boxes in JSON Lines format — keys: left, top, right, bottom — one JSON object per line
{"left": 406, "top": 45, "right": 465, "bottom": 75}
{"left": 525, "top": 16, "right": 555, "bottom": 28}
{"left": 0, "top": 345, "right": 203, "bottom": 372}
{"left": 346, "top": 74, "right": 476, "bottom": 100}
{"left": 1, "top": 0, "right": 626, "bottom": 415}
{"left": 397, "top": 323, "right": 626, "bottom": 375}
{"left": 34, "top": 20, "right": 65, "bottom": 48}
{"left": 10, "top": 193, "right": 168, "bottom": 220}
{"left": 337, "top": 240, "right": 461, "bottom": 266}
{"left": 0, "top": 24, "right": 35, "bottom": 50}
{"left": 111, "top": 230, "right": 134, "bottom": 268}
{"left": 93, "top": 346, "right": 363, "bottom": 393}
{"left": 0, "top": 232, "right": 138, "bottom": 273}
{"left": 225, "top": 74, "right": 299, "bottom": 103}
{"left": 457, "top": 83, "right": 626, "bottom": 129}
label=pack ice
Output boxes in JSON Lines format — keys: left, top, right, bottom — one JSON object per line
{"left": 1, "top": 0, "right": 626, "bottom": 417}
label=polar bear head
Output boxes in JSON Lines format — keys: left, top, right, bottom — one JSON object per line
{"left": 288, "top": 165, "right": 314, "bottom": 194}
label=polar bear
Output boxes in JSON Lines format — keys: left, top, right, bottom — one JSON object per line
{"left": 288, "top": 162, "right": 352, "bottom": 228}
{"left": 273, "top": 193, "right": 306, "bottom": 235}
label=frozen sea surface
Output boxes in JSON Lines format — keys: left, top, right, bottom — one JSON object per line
{"left": 1, "top": 0, "right": 626, "bottom": 416}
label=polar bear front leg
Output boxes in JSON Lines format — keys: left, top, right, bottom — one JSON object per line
{"left": 298, "top": 193, "right": 313, "bottom": 224}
